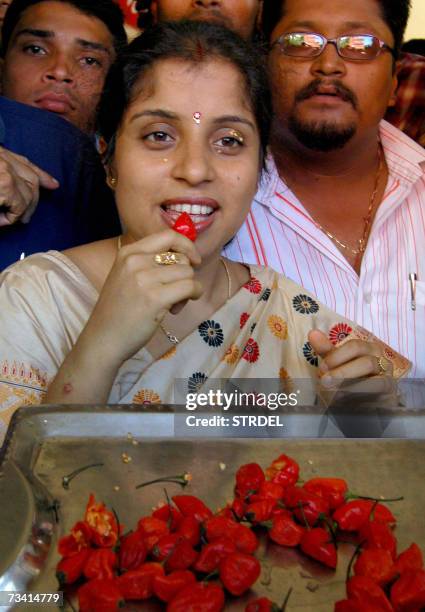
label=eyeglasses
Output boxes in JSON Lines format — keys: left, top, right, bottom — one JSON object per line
{"left": 273, "top": 33, "right": 396, "bottom": 61}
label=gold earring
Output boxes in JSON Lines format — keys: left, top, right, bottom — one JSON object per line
{"left": 108, "top": 176, "right": 117, "bottom": 188}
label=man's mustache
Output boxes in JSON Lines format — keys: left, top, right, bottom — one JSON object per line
{"left": 295, "top": 79, "right": 358, "bottom": 109}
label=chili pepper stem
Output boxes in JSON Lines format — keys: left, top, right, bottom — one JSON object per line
{"left": 319, "top": 514, "right": 338, "bottom": 549}
{"left": 163, "top": 487, "right": 174, "bottom": 530}
{"left": 61, "top": 462, "right": 104, "bottom": 490}
{"left": 346, "top": 540, "right": 366, "bottom": 584}
{"left": 135, "top": 472, "right": 191, "bottom": 490}
{"left": 64, "top": 592, "right": 77, "bottom": 612}
{"left": 297, "top": 500, "right": 311, "bottom": 530}
{"left": 203, "top": 570, "right": 220, "bottom": 583}
{"left": 281, "top": 587, "right": 293, "bottom": 612}
{"left": 230, "top": 507, "right": 242, "bottom": 523}
{"left": 112, "top": 507, "right": 121, "bottom": 555}
{"left": 346, "top": 492, "right": 404, "bottom": 503}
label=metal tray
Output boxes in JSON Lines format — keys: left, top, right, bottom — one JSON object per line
{"left": 1, "top": 406, "right": 425, "bottom": 611}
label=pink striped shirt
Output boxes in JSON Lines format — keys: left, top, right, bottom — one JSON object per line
{"left": 224, "top": 121, "right": 425, "bottom": 377}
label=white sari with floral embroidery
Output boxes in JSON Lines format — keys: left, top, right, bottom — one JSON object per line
{"left": 0, "top": 251, "right": 410, "bottom": 442}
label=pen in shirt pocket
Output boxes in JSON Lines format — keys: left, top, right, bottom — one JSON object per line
{"left": 409, "top": 272, "right": 417, "bottom": 311}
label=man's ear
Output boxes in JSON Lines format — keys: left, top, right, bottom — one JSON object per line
{"left": 387, "top": 72, "right": 398, "bottom": 108}
{"left": 150, "top": 0, "right": 158, "bottom": 23}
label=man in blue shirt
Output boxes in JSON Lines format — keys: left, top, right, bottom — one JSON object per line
{"left": 0, "top": 0, "right": 127, "bottom": 269}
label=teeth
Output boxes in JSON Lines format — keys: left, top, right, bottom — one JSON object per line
{"left": 165, "top": 203, "right": 214, "bottom": 215}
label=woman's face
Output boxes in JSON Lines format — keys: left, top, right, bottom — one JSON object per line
{"left": 111, "top": 57, "right": 261, "bottom": 261}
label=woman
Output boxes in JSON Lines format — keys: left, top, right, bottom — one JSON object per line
{"left": 0, "top": 21, "right": 408, "bottom": 438}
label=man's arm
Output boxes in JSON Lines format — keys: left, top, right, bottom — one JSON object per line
{"left": 0, "top": 146, "right": 59, "bottom": 226}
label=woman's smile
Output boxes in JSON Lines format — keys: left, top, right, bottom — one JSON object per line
{"left": 160, "top": 197, "right": 219, "bottom": 235}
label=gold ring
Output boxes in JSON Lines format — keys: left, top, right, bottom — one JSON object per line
{"left": 154, "top": 251, "right": 180, "bottom": 265}
{"left": 377, "top": 356, "right": 390, "bottom": 375}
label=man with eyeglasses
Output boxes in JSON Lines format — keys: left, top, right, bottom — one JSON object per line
{"left": 224, "top": 0, "right": 425, "bottom": 378}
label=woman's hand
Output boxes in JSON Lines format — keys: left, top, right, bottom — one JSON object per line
{"left": 45, "top": 230, "right": 202, "bottom": 405}
{"left": 308, "top": 330, "right": 396, "bottom": 405}
{"left": 86, "top": 230, "right": 203, "bottom": 367}
{"left": 309, "top": 329, "right": 393, "bottom": 383}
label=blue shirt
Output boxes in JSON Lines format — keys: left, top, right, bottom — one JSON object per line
{"left": 0, "top": 97, "right": 120, "bottom": 270}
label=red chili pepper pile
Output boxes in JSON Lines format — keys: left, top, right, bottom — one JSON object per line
{"left": 56, "top": 453, "right": 424, "bottom": 611}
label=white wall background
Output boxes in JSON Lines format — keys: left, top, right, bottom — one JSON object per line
{"left": 405, "top": 0, "right": 425, "bottom": 41}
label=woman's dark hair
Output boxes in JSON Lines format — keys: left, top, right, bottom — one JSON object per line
{"left": 2, "top": 0, "right": 127, "bottom": 56}
{"left": 262, "top": 0, "right": 411, "bottom": 57}
{"left": 98, "top": 20, "right": 271, "bottom": 168}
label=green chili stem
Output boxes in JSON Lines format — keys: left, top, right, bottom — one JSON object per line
{"left": 135, "top": 473, "right": 190, "bottom": 490}
{"left": 61, "top": 462, "right": 104, "bottom": 490}
{"left": 347, "top": 492, "right": 404, "bottom": 503}
{"left": 297, "top": 500, "right": 310, "bottom": 530}
{"left": 163, "top": 488, "right": 174, "bottom": 530}
{"left": 319, "top": 514, "right": 338, "bottom": 548}
{"left": 281, "top": 587, "right": 293, "bottom": 612}
{"left": 346, "top": 540, "right": 366, "bottom": 584}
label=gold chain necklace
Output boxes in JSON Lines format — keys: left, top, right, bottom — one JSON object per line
{"left": 116, "top": 236, "right": 232, "bottom": 346}
{"left": 313, "top": 146, "right": 383, "bottom": 257}
{"left": 280, "top": 145, "right": 384, "bottom": 257}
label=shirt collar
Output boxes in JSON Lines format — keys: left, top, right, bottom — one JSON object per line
{"left": 379, "top": 119, "right": 425, "bottom": 186}
{"left": 256, "top": 120, "right": 425, "bottom": 206}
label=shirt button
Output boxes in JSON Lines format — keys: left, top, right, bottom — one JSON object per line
{"left": 364, "top": 293, "right": 372, "bottom": 304}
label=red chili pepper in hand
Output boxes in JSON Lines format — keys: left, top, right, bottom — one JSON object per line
{"left": 84, "top": 494, "right": 119, "bottom": 548}
{"left": 333, "top": 500, "right": 395, "bottom": 531}
{"left": 78, "top": 578, "right": 124, "bottom": 612}
{"left": 300, "top": 527, "right": 337, "bottom": 569}
{"left": 167, "top": 581, "right": 225, "bottom": 612}
{"left": 193, "top": 537, "right": 236, "bottom": 573}
{"left": 115, "top": 562, "right": 164, "bottom": 600}
{"left": 394, "top": 543, "right": 424, "bottom": 574}
{"left": 219, "top": 551, "right": 261, "bottom": 596}
{"left": 303, "top": 477, "right": 348, "bottom": 510}
{"left": 265, "top": 453, "right": 299, "bottom": 488}
{"left": 56, "top": 548, "right": 91, "bottom": 585}
{"left": 172, "top": 494, "right": 213, "bottom": 523}
{"left": 354, "top": 548, "right": 396, "bottom": 586}
{"left": 358, "top": 521, "right": 397, "bottom": 559}
{"left": 153, "top": 569, "right": 196, "bottom": 603}
{"left": 284, "top": 485, "right": 329, "bottom": 527}
{"left": 235, "top": 463, "right": 265, "bottom": 499}
{"left": 118, "top": 529, "right": 147, "bottom": 571}
{"left": 390, "top": 569, "right": 425, "bottom": 611}
{"left": 58, "top": 520, "right": 92, "bottom": 557}
{"left": 268, "top": 514, "right": 305, "bottom": 547}
{"left": 346, "top": 576, "right": 393, "bottom": 612}
{"left": 83, "top": 548, "right": 117, "bottom": 581}
{"left": 172, "top": 212, "right": 197, "bottom": 242}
